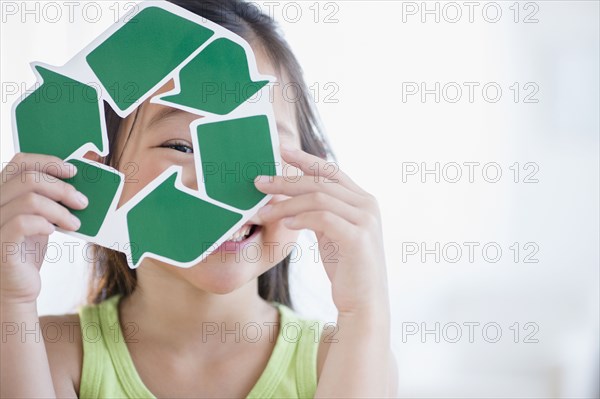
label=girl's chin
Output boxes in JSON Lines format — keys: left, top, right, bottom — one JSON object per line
{"left": 169, "top": 258, "right": 272, "bottom": 294}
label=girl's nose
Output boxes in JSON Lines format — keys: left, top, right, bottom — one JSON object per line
{"left": 181, "top": 165, "right": 199, "bottom": 191}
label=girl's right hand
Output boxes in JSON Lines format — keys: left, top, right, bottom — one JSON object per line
{"left": 0, "top": 153, "right": 89, "bottom": 306}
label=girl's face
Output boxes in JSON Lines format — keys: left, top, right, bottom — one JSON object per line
{"left": 112, "top": 45, "right": 301, "bottom": 294}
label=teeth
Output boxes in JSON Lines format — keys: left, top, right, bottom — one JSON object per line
{"left": 227, "top": 225, "right": 252, "bottom": 242}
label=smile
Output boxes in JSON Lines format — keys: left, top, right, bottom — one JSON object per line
{"left": 215, "top": 224, "right": 261, "bottom": 253}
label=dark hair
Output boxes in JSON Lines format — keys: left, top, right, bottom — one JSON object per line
{"left": 87, "top": 0, "right": 332, "bottom": 308}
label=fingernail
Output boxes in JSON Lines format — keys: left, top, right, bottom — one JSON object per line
{"left": 258, "top": 205, "right": 272, "bottom": 216}
{"left": 70, "top": 214, "right": 81, "bottom": 230}
{"left": 65, "top": 162, "right": 77, "bottom": 175}
{"left": 255, "top": 175, "right": 273, "bottom": 184}
{"left": 75, "top": 191, "right": 88, "bottom": 207}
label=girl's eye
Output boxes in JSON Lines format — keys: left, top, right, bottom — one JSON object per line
{"left": 161, "top": 141, "right": 194, "bottom": 154}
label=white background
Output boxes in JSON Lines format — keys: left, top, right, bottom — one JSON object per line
{"left": 1, "top": 1, "right": 599, "bottom": 398}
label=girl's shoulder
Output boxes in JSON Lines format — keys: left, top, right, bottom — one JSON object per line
{"left": 39, "top": 296, "right": 120, "bottom": 397}
{"left": 39, "top": 312, "right": 83, "bottom": 398}
{"left": 44, "top": 295, "right": 153, "bottom": 398}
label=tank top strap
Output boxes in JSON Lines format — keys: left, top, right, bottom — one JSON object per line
{"left": 78, "top": 294, "right": 154, "bottom": 398}
{"left": 293, "top": 307, "right": 322, "bottom": 398}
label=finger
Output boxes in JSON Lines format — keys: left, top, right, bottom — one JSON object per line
{"left": 250, "top": 194, "right": 288, "bottom": 225}
{"left": 283, "top": 210, "right": 357, "bottom": 241}
{"left": 0, "top": 215, "right": 56, "bottom": 243}
{"left": 258, "top": 192, "right": 362, "bottom": 225}
{"left": 280, "top": 145, "right": 368, "bottom": 195}
{"left": 1, "top": 194, "right": 81, "bottom": 232}
{"left": 254, "top": 175, "right": 362, "bottom": 206}
{"left": 0, "top": 172, "right": 88, "bottom": 210}
{"left": 1, "top": 153, "right": 77, "bottom": 185}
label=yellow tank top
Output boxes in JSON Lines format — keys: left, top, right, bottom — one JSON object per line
{"left": 77, "top": 294, "right": 322, "bottom": 398}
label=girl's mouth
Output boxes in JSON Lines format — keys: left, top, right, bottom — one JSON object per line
{"left": 214, "top": 224, "right": 261, "bottom": 253}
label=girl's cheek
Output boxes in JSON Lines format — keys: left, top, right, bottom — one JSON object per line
{"left": 179, "top": 162, "right": 199, "bottom": 191}
{"left": 260, "top": 226, "right": 300, "bottom": 263}
{"left": 116, "top": 157, "right": 174, "bottom": 207}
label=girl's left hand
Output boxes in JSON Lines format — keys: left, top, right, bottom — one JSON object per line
{"left": 255, "top": 144, "right": 389, "bottom": 318}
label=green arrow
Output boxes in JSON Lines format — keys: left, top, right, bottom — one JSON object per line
{"left": 126, "top": 172, "right": 242, "bottom": 266}
{"left": 62, "top": 159, "right": 122, "bottom": 237}
{"left": 198, "top": 115, "right": 276, "bottom": 210}
{"left": 160, "top": 38, "right": 269, "bottom": 115}
{"left": 15, "top": 66, "right": 103, "bottom": 160}
{"left": 86, "top": 6, "right": 214, "bottom": 111}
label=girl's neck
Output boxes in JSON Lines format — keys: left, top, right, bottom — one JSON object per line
{"left": 117, "top": 266, "right": 277, "bottom": 352}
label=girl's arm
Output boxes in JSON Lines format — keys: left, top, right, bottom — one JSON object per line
{"left": 0, "top": 308, "right": 79, "bottom": 398}
{"left": 256, "top": 145, "right": 398, "bottom": 397}
{"left": 0, "top": 303, "right": 57, "bottom": 398}
{"left": 317, "top": 311, "right": 398, "bottom": 397}
{"left": 0, "top": 153, "right": 87, "bottom": 398}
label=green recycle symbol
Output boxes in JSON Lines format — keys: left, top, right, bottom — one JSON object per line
{"left": 12, "top": 3, "right": 280, "bottom": 268}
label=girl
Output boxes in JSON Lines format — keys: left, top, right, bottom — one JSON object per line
{"left": 0, "top": 1, "right": 397, "bottom": 397}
